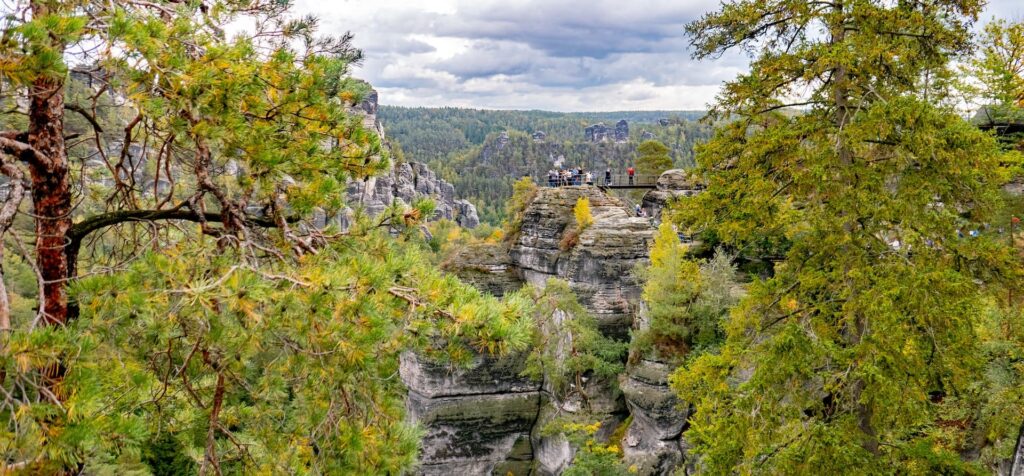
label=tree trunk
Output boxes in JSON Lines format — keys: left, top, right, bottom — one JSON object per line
{"left": 27, "top": 3, "right": 71, "bottom": 327}
{"left": 28, "top": 77, "right": 70, "bottom": 326}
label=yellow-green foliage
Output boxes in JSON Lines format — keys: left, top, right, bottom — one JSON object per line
{"left": 549, "top": 419, "right": 631, "bottom": 476}
{"left": 561, "top": 197, "right": 595, "bottom": 251}
{"left": 635, "top": 140, "right": 673, "bottom": 176}
{"left": 672, "top": 0, "right": 1024, "bottom": 472}
{"left": 574, "top": 197, "right": 594, "bottom": 230}
{"left": 52, "top": 225, "right": 533, "bottom": 474}
{"left": 637, "top": 223, "right": 736, "bottom": 361}
{"left": 519, "top": 279, "right": 627, "bottom": 404}
{"left": 0, "top": 1, "right": 523, "bottom": 473}
{"left": 503, "top": 176, "right": 539, "bottom": 241}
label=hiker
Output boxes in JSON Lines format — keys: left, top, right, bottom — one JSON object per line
{"left": 627, "top": 166, "right": 635, "bottom": 185}
{"left": 605, "top": 168, "right": 612, "bottom": 185}
{"left": 635, "top": 204, "right": 641, "bottom": 216}
{"left": 547, "top": 170, "right": 556, "bottom": 187}
{"left": 585, "top": 171, "right": 593, "bottom": 185}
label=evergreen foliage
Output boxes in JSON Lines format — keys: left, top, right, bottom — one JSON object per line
{"left": 520, "top": 279, "right": 627, "bottom": 407}
{"left": 966, "top": 19, "right": 1024, "bottom": 150}
{"left": 634, "top": 140, "right": 673, "bottom": 176}
{"left": 635, "top": 224, "right": 737, "bottom": 362}
{"left": 554, "top": 420, "right": 631, "bottom": 476}
{"left": 665, "top": 0, "right": 1024, "bottom": 473}
{"left": 0, "top": 1, "right": 531, "bottom": 473}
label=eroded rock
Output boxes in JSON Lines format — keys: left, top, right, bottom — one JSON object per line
{"left": 641, "top": 169, "right": 704, "bottom": 220}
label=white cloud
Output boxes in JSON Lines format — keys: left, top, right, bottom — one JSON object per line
{"left": 294, "top": 0, "right": 1023, "bottom": 112}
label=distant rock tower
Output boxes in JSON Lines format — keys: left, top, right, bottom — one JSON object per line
{"left": 585, "top": 123, "right": 610, "bottom": 142}
{"left": 614, "top": 120, "right": 629, "bottom": 142}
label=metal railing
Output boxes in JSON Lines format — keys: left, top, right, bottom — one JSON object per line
{"left": 537, "top": 173, "right": 659, "bottom": 188}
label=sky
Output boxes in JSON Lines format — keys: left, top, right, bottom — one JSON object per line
{"left": 293, "top": 0, "right": 1023, "bottom": 112}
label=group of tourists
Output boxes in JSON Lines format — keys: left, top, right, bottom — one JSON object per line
{"left": 545, "top": 167, "right": 636, "bottom": 187}
{"left": 547, "top": 167, "right": 595, "bottom": 187}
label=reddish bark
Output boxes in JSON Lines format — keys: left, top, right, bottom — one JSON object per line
{"left": 27, "top": 74, "right": 71, "bottom": 326}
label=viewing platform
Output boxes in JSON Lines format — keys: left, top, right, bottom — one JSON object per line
{"left": 599, "top": 174, "right": 659, "bottom": 190}
{"left": 540, "top": 173, "right": 659, "bottom": 190}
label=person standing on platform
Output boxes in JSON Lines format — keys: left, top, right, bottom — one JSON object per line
{"left": 627, "top": 166, "right": 635, "bottom": 185}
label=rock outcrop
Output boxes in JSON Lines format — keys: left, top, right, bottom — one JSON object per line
{"left": 344, "top": 90, "right": 479, "bottom": 228}
{"left": 615, "top": 120, "right": 630, "bottom": 143}
{"left": 585, "top": 120, "right": 631, "bottom": 143}
{"left": 442, "top": 243, "right": 524, "bottom": 297}
{"left": 404, "top": 185, "right": 690, "bottom": 475}
{"left": 621, "top": 359, "right": 690, "bottom": 475}
{"left": 641, "top": 169, "right": 704, "bottom": 220}
{"left": 403, "top": 352, "right": 541, "bottom": 476}
{"left": 1011, "top": 427, "right": 1024, "bottom": 476}
{"left": 510, "top": 186, "right": 654, "bottom": 337}
{"left": 585, "top": 123, "right": 610, "bottom": 142}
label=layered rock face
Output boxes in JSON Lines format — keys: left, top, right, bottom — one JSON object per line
{"left": 344, "top": 90, "right": 480, "bottom": 228}
{"left": 510, "top": 186, "right": 653, "bottom": 337}
{"left": 586, "top": 120, "right": 631, "bottom": 143}
{"left": 641, "top": 169, "right": 704, "bottom": 221}
{"left": 441, "top": 243, "right": 524, "bottom": 297}
{"left": 403, "top": 352, "right": 541, "bottom": 476}
{"left": 621, "top": 355, "right": 690, "bottom": 474}
{"left": 404, "top": 184, "right": 693, "bottom": 475}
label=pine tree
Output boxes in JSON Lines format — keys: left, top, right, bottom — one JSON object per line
{"left": 635, "top": 140, "right": 673, "bottom": 176}
{"left": 0, "top": 1, "right": 532, "bottom": 472}
{"left": 669, "top": 0, "right": 1022, "bottom": 472}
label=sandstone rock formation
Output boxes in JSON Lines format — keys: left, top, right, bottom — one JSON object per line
{"left": 404, "top": 185, "right": 694, "bottom": 475}
{"left": 621, "top": 357, "right": 690, "bottom": 474}
{"left": 641, "top": 169, "right": 704, "bottom": 220}
{"left": 585, "top": 123, "right": 610, "bottom": 142}
{"left": 403, "top": 351, "right": 541, "bottom": 476}
{"left": 615, "top": 120, "right": 630, "bottom": 143}
{"left": 510, "top": 186, "right": 653, "bottom": 337}
{"left": 344, "top": 90, "right": 480, "bottom": 228}
{"left": 1012, "top": 431, "right": 1024, "bottom": 476}
{"left": 441, "top": 243, "right": 523, "bottom": 297}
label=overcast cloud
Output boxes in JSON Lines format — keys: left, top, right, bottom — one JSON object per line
{"left": 293, "top": 0, "right": 1023, "bottom": 111}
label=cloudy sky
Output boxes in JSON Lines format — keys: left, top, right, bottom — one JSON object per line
{"left": 293, "top": 0, "right": 1022, "bottom": 111}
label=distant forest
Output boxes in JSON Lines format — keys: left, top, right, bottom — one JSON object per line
{"left": 379, "top": 106, "right": 713, "bottom": 223}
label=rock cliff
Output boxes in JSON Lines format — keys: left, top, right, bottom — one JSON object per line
{"left": 344, "top": 90, "right": 480, "bottom": 228}
{"left": 405, "top": 180, "right": 694, "bottom": 475}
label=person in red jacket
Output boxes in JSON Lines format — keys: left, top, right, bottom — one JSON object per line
{"left": 627, "top": 166, "right": 635, "bottom": 185}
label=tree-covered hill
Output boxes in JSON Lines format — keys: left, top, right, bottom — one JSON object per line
{"left": 380, "top": 106, "right": 714, "bottom": 223}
